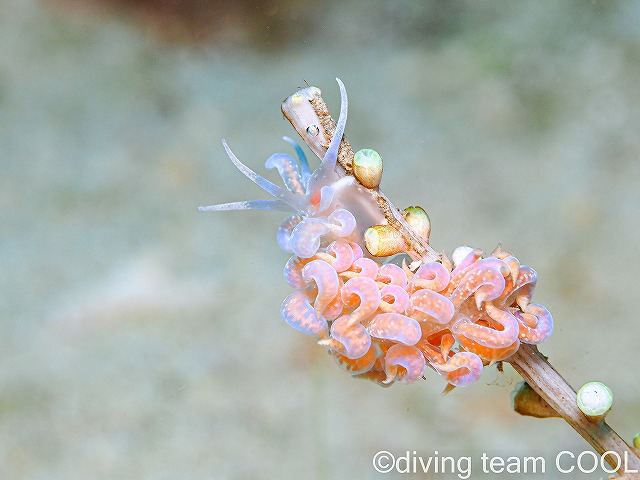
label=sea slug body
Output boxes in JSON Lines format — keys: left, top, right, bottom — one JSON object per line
{"left": 201, "top": 79, "right": 553, "bottom": 389}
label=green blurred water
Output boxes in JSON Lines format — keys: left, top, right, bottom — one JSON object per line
{"left": 1, "top": 1, "right": 639, "bottom": 478}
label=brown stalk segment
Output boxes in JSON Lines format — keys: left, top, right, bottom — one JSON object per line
{"left": 508, "top": 344, "right": 640, "bottom": 475}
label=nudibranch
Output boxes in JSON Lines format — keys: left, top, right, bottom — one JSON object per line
{"left": 201, "top": 78, "right": 554, "bottom": 390}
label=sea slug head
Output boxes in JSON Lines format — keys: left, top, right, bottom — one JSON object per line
{"left": 199, "top": 78, "right": 383, "bottom": 258}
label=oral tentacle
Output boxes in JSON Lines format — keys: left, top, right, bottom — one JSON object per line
{"left": 198, "top": 199, "right": 294, "bottom": 212}
{"left": 222, "top": 139, "right": 306, "bottom": 211}
{"left": 307, "top": 77, "right": 348, "bottom": 191}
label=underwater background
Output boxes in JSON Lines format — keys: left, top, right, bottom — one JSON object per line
{"left": 1, "top": 0, "right": 639, "bottom": 478}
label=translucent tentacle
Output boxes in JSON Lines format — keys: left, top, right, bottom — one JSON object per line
{"left": 198, "top": 199, "right": 294, "bottom": 212}
{"left": 319, "top": 315, "right": 371, "bottom": 359}
{"left": 281, "top": 291, "right": 328, "bottom": 339}
{"left": 351, "top": 258, "right": 379, "bottom": 279}
{"left": 327, "top": 208, "right": 356, "bottom": 237}
{"left": 283, "top": 255, "right": 312, "bottom": 289}
{"left": 445, "top": 256, "right": 506, "bottom": 296}
{"left": 283, "top": 136, "right": 312, "bottom": 186}
{"left": 502, "top": 255, "right": 521, "bottom": 284}
{"left": 379, "top": 285, "right": 410, "bottom": 313}
{"left": 456, "top": 334, "right": 520, "bottom": 363}
{"left": 332, "top": 344, "right": 377, "bottom": 375}
{"left": 377, "top": 264, "right": 408, "bottom": 289}
{"left": 277, "top": 214, "right": 303, "bottom": 253}
{"left": 302, "top": 260, "right": 340, "bottom": 317}
{"left": 307, "top": 78, "right": 348, "bottom": 189}
{"left": 222, "top": 139, "right": 306, "bottom": 211}
{"left": 383, "top": 344, "right": 426, "bottom": 384}
{"left": 264, "top": 153, "right": 305, "bottom": 194}
{"left": 515, "top": 266, "right": 538, "bottom": 310}
{"left": 322, "top": 281, "right": 344, "bottom": 320}
{"left": 516, "top": 303, "right": 553, "bottom": 344}
{"left": 341, "top": 276, "right": 381, "bottom": 327}
{"left": 450, "top": 264, "right": 508, "bottom": 309}
{"left": 349, "top": 242, "right": 364, "bottom": 261}
{"left": 452, "top": 303, "right": 519, "bottom": 348}
{"left": 473, "top": 267, "right": 510, "bottom": 309}
{"left": 367, "top": 313, "right": 422, "bottom": 345}
{"left": 289, "top": 218, "right": 330, "bottom": 258}
{"left": 497, "top": 265, "right": 536, "bottom": 309}
{"left": 409, "top": 289, "right": 455, "bottom": 324}
{"left": 410, "top": 261, "right": 450, "bottom": 293}
{"left": 321, "top": 241, "right": 355, "bottom": 272}
{"left": 432, "top": 351, "right": 483, "bottom": 387}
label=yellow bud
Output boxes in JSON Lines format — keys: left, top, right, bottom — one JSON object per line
{"left": 364, "top": 225, "right": 406, "bottom": 257}
{"left": 353, "top": 148, "right": 383, "bottom": 188}
{"left": 403, "top": 206, "right": 431, "bottom": 242}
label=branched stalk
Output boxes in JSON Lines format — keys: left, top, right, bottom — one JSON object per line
{"left": 281, "top": 86, "right": 640, "bottom": 477}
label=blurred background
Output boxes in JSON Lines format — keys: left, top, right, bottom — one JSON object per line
{"left": 1, "top": 0, "right": 639, "bottom": 478}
